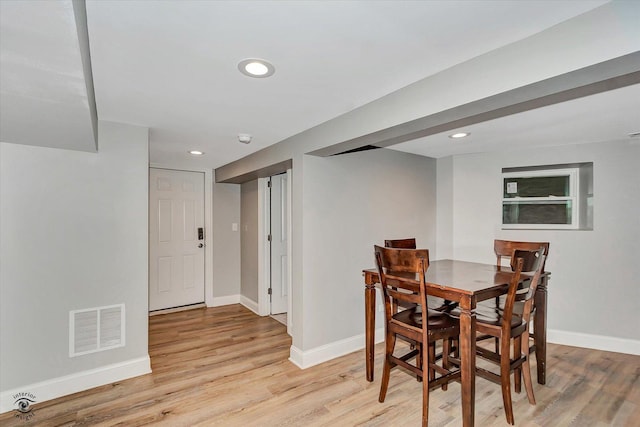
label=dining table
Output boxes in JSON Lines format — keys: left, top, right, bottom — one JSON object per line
{"left": 362, "top": 259, "right": 550, "bottom": 427}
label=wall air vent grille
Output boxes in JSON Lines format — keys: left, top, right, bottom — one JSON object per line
{"left": 70, "top": 304, "right": 125, "bottom": 357}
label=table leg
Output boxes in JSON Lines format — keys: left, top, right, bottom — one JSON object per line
{"left": 534, "top": 276, "right": 548, "bottom": 385}
{"left": 365, "top": 283, "right": 376, "bottom": 382}
{"left": 459, "top": 296, "right": 476, "bottom": 427}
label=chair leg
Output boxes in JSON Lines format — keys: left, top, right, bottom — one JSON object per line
{"left": 522, "top": 334, "right": 536, "bottom": 405}
{"left": 501, "top": 340, "right": 515, "bottom": 425}
{"left": 514, "top": 337, "right": 522, "bottom": 393}
{"left": 442, "top": 338, "right": 451, "bottom": 391}
{"left": 422, "top": 342, "right": 429, "bottom": 427}
{"left": 379, "top": 332, "right": 396, "bottom": 403}
{"left": 522, "top": 357, "right": 536, "bottom": 405}
{"left": 415, "top": 342, "right": 422, "bottom": 382}
{"left": 428, "top": 344, "right": 436, "bottom": 382}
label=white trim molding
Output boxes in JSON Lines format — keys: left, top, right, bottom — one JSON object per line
{"left": 548, "top": 329, "right": 640, "bottom": 355}
{"left": 240, "top": 296, "right": 260, "bottom": 315}
{"left": 257, "top": 176, "right": 271, "bottom": 316}
{"left": 209, "top": 294, "right": 241, "bottom": 307}
{"left": 289, "top": 328, "right": 384, "bottom": 369}
{"left": 0, "top": 356, "right": 151, "bottom": 414}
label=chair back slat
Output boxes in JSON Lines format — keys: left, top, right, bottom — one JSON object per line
{"left": 386, "top": 288, "right": 422, "bottom": 306}
{"left": 494, "top": 239, "right": 549, "bottom": 271}
{"left": 384, "top": 238, "right": 417, "bottom": 249}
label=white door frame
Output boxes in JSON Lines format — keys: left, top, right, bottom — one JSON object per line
{"left": 149, "top": 164, "right": 214, "bottom": 308}
{"left": 258, "top": 169, "right": 292, "bottom": 333}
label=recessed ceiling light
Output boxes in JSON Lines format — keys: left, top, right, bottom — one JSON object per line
{"left": 449, "top": 132, "right": 470, "bottom": 139}
{"left": 188, "top": 150, "right": 204, "bottom": 156}
{"left": 238, "top": 58, "right": 275, "bottom": 78}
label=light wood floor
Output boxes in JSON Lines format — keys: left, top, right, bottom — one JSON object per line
{"left": 2, "top": 305, "right": 638, "bottom": 426}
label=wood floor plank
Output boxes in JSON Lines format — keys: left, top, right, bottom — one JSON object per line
{"left": 1, "top": 305, "right": 638, "bottom": 426}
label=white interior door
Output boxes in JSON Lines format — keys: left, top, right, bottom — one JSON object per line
{"left": 149, "top": 168, "right": 205, "bottom": 311}
{"left": 270, "top": 173, "right": 288, "bottom": 315}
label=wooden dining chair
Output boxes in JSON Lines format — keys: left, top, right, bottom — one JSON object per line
{"left": 488, "top": 239, "right": 550, "bottom": 379}
{"left": 475, "top": 247, "right": 546, "bottom": 425}
{"left": 374, "top": 245, "right": 461, "bottom": 427}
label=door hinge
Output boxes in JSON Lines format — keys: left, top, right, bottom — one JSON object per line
{"left": 268, "top": 288, "right": 272, "bottom": 295}
{"left": 267, "top": 234, "right": 272, "bottom": 242}
{"left": 267, "top": 180, "right": 272, "bottom": 188}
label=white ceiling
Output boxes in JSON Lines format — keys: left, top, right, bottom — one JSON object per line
{"left": 391, "top": 83, "right": 640, "bottom": 158}
{"left": 0, "top": 0, "right": 96, "bottom": 151}
{"left": 3, "top": 0, "right": 638, "bottom": 168}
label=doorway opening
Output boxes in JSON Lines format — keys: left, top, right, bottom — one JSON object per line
{"left": 258, "top": 170, "right": 292, "bottom": 335}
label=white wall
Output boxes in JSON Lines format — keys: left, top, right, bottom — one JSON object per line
{"left": 437, "top": 139, "right": 640, "bottom": 352}
{"left": 293, "top": 149, "right": 436, "bottom": 364}
{"left": 212, "top": 182, "right": 241, "bottom": 301}
{"left": 0, "top": 121, "right": 150, "bottom": 411}
{"left": 240, "top": 180, "right": 259, "bottom": 304}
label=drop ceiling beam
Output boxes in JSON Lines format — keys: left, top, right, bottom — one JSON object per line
{"left": 308, "top": 51, "right": 640, "bottom": 157}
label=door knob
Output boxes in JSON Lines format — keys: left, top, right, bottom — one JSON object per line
{"left": 198, "top": 243, "right": 204, "bottom": 248}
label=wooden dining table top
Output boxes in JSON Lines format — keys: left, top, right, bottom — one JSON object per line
{"left": 363, "top": 259, "right": 542, "bottom": 301}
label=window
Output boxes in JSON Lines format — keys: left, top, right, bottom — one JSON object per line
{"left": 502, "top": 163, "right": 593, "bottom": 230}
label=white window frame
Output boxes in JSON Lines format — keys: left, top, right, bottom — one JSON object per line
{"left": 502, "top": 168, "right": 579, "bottom": 230}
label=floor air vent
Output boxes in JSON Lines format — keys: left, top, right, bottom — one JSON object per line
{"left": 70, "top": 304, "right": 125, "bottom": 357}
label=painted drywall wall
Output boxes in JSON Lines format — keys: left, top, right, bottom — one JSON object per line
{"left": 0, "top": 122, "right": 149, "bottom": 401}
{"left": 301, "top": 148, "right": 437, "bottom": 350}
{"left": 212, "top": 182, "right": 241, "bottom": 299}
{"left": 435, "top": 155, "right": 454, "bottom": 260}
{"left": 438, "top": 139, "right": 640, "bottom": 343}
{"left": 240, "top": 180, "right": 259, "bottom": 303}
{"left": 214, "top": 2, "right": 640, "bottom": 359}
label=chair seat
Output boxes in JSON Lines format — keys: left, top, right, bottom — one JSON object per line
{"left": 478, "top": 297, "right": 525, "bottom": 315}
{"left": 476, "top": 307, "right": 524, "bottom": 329}
{"left": 392, "top": 308, "right": 459, "bottom": 333}
{"left": 450, "top": 305, "right": 524, "bottom": 328}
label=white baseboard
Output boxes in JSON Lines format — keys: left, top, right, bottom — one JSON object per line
{"left": 289, "top": 327, "right": 385, "bottom": 369}
{"left": 207, "top": 294, "right": 261, "bottom": 316}
{"left": 289, "top": 326, "right": 639, "bottom": 371}
{"left": 0, "top": 356, "right": 151, "bottom": 414}
{"left": 209, "top": 294, "right": 241, "bottom": 307}
{"left": 548, "top": 329, "right": 640, "bottom": 355}
{"left": 240, "top": 296, "right": 259, "bottom": 315}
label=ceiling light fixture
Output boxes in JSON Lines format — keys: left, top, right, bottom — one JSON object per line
{"left": 449, "top": 132, "right": 470, "bottom": 139}
{"left": 188, "top": 150, "right": 204, "bottom": 156}
{"left": 238, "top": 58, "right": 275, "bottom": 78}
